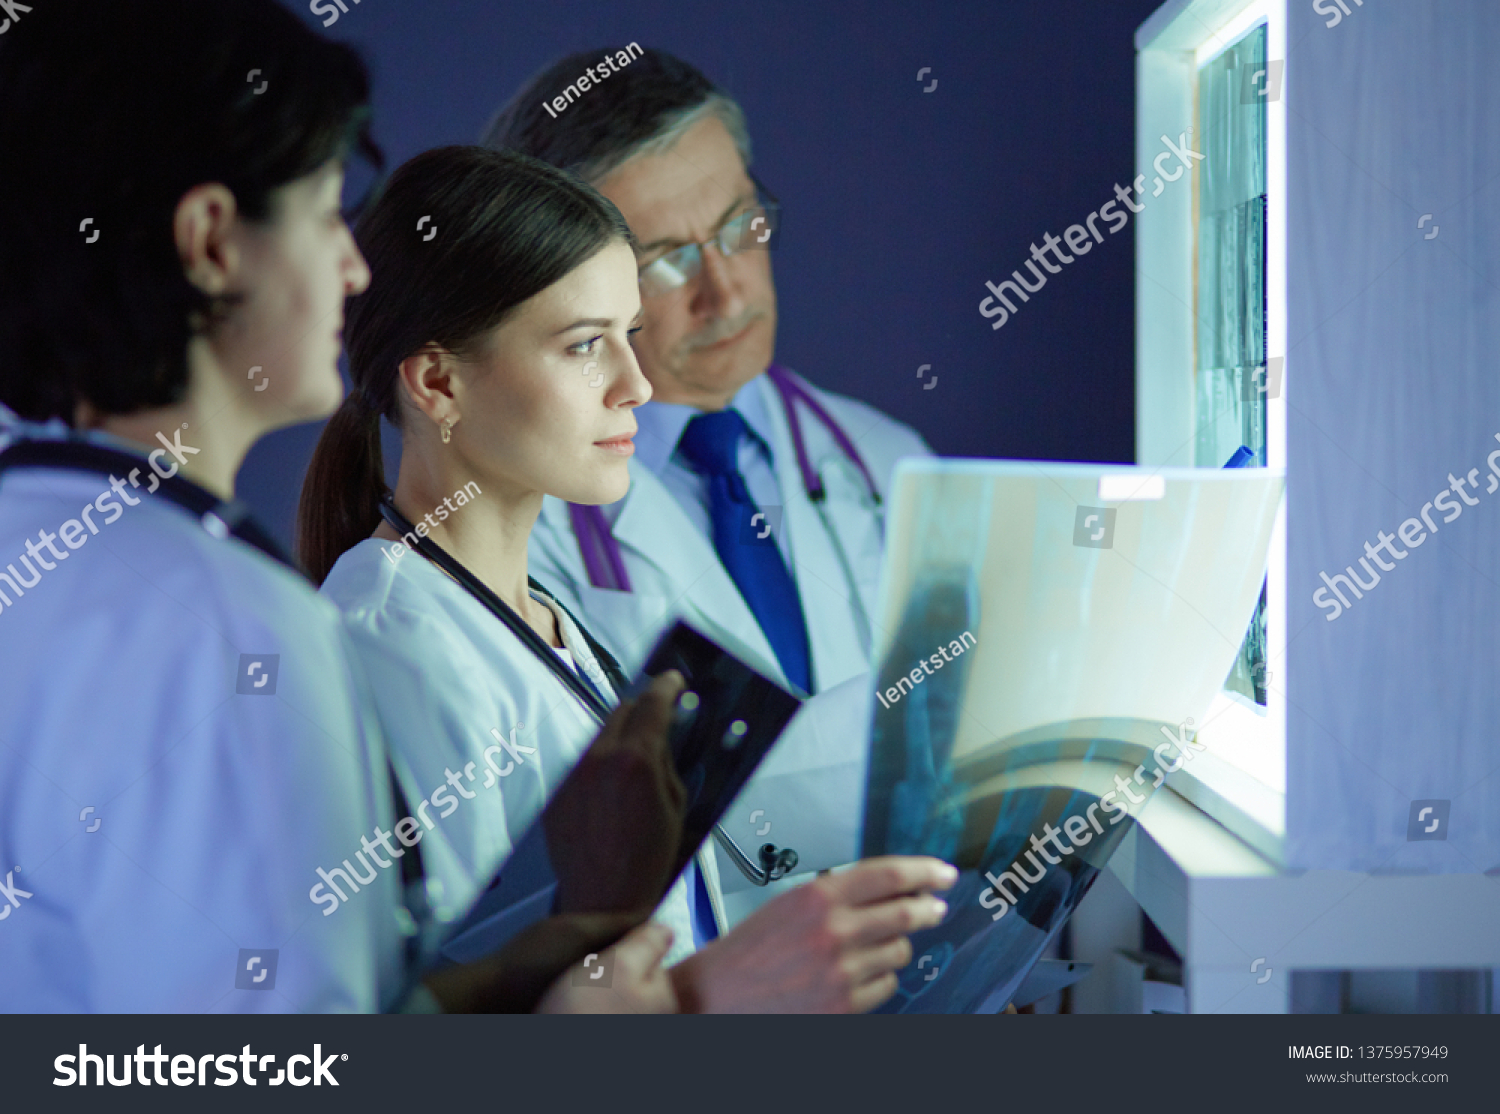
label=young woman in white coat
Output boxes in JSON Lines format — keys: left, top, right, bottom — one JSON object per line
{"left": 0, "top": 0, "right": 684, "bottom": 1015}
{"left": 300, "top": 145, "right": 957, "bottom": 1012}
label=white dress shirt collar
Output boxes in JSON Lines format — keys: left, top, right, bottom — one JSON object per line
{"left": 633, "top": 373, "right": 776, "bottom": 477}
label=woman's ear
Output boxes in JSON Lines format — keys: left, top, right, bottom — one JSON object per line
{"left": 174, "top": 183, "right": 242, "bottom": 298}
{"left": 397, "top": 345, "right": 460, "bottom": 428}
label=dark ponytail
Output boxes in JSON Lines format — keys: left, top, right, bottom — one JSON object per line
{"left": 297, "top": 145, "right": 633, "bottom": 583}
{"left": 297, "top": 391, "right": 388, "bottom": 584}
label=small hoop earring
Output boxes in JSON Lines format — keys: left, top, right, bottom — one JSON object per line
{"left": 440, "top": 417, "right": 455, "bottom": 444}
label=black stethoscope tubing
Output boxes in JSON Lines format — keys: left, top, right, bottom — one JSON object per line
{"left": 377, "top": 497, "right": 626, "bottom": 723}
{"left": 379, "top": 495, "right": 797, "bottom": 887}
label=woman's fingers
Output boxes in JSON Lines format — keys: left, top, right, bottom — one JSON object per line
{"left": 617, "top": 670, "right": 685, "bottom": 758}
{"left": 847, "top": 970, "right": 900, "bottom": 1014}
{"left": 840, "top": 892, "right": 949, "bottom": 949}
{"left": 841, "top": 933, "right": 915, "bottom": 989}
{"left": 614, "top": 920, "right": 675, "bottom": 977}
{"left": 819, "top": 856, "right": 958, "bottom": 908}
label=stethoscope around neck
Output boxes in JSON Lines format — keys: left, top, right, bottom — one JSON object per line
{"left": 567, "top": 363, "right": 885, "bottom": 657}
{"left": 378, "top": 495, "right": 798, "bottom": 888}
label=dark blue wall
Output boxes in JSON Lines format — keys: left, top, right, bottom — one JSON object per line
{"left": 242, "top": 0, "right": 1164, "bottom": 548}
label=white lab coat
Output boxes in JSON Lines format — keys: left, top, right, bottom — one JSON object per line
{"left": 528, "top": 368, "right": 930, "bottom": 919}
{"left": 0, "top": 429, "right": 409, "bottom": 1012}
{"left": 321, "top": 538, "right": 724, "bottom": 968}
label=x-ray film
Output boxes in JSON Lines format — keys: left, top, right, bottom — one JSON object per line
{"left": 861, "top": 461, "right": 1284, "bottom": 1013}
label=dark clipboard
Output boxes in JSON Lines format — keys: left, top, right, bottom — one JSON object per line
{"left": 438, "top": 620, "right": 803, "bottom": 965}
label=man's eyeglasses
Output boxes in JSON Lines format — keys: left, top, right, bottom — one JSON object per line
{"left": 636, "top": 176, "right": 780, "bottom": 298}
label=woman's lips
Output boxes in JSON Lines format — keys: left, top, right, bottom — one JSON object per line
{"left": 595, "top": 436, "right": 635, "bottom": 456}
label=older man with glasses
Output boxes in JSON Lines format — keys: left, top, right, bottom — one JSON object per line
{"left": 484, "top": 47, "right": 933, "bottom": 926}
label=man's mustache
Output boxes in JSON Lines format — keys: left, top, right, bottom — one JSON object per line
{"left": 685, "top": 309, "right": 762, "bottom": 351}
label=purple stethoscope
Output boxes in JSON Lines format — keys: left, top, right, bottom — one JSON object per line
{"left": 567, "top": 363, "right": 886, "bottom": 594}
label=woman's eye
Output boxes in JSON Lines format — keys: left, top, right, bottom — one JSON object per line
{"left": 627, "top": 326, "right": 642, "bottom": 342}
{"left": 569, "top": 336, "right": 603, "bottom": 357}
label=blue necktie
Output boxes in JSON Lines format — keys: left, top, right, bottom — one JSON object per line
{"left": 677, "top": 409, "right": 812, "bottom": 693}
{"left": 685, "top": 859, "right": 719, "bottom": 948}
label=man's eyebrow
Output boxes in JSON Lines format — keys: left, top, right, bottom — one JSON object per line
{"left": 636, "top": 190, "right": 752, "bottom": 255}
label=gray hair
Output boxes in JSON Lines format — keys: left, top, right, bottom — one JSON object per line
{"left": 482, "top": 48, "right": 757, "bottom": 194}
{"left": 572, "top": 92, "right": 754, "bottom": 185}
